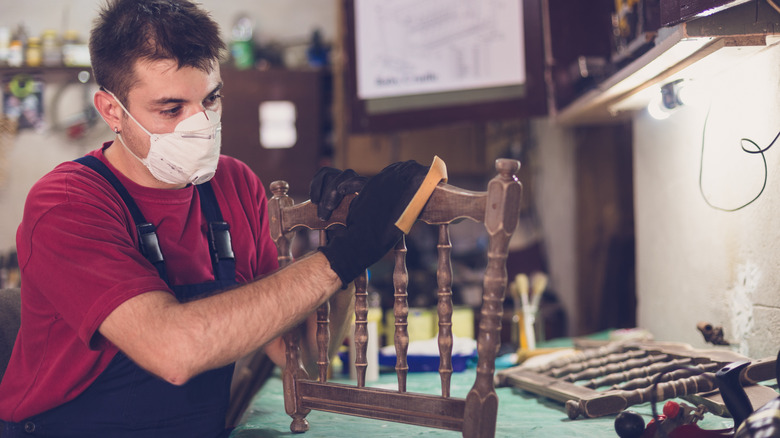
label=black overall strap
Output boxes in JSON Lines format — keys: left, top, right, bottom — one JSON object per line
{"left": 74, "top": 155, "right": 236, "bottom": 290}
{"left": 195, "top": 182, "right": 236, "bottom": 283}
{"left": 75, "top": 156, "right": 169, "bottom": 284}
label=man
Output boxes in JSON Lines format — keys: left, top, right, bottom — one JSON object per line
{"left": 0, "top": 1, "right": 427, "bottom": 436}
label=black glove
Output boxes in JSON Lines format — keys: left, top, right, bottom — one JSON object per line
{"left": 320, "top": 160, "right": 428, "bottom": 286}
{"left": 309, "top": 167, "right": 367, "bottom": 221}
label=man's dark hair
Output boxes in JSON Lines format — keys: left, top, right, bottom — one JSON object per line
{"left": 89, "top": 0, "right": 226, "bottom": 105}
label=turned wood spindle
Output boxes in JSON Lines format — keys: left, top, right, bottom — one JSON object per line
{"left": 353, "top": 271, "right": 369, "bottom": 388}
{"left": 393, "top": 237, "right": 410, "bottom": 393}
{"left": 463, "top": 158, "right": 521, "bottom": 438}
{"left": 270, "top": 181, "right": 311, "bottom": 433}
{"left": 548, "top": 349, "right": 648, "bottom": 378}
{"left": 315, "top": 301, "right": 330, "bottom": 383}
{"left": 566, "top": 372, "right": 717, "bottom": 419}
{"left": 315, "top": 230, "right": 331, "bottom": 383}
{"left": 565, "top": 354, "right": 669, "bottom": 383}
{"left": 614, "top": 362, "right": 720, "bottom": 391}
{"left": 436, "top": 224, "right": 454, "bottom": 398}
{"left": 531, "top": 343, "right": 627, "bottom": 374}
{"left": 585, "top": 356, "right": 685, "bottom": 389}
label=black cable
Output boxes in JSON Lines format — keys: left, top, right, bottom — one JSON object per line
{"left": 698, "top": 103, "right": 777, "bottom": 212}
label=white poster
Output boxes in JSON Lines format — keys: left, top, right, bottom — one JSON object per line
{"left": 355, "top": 0, "right": 526, "bottom": 100}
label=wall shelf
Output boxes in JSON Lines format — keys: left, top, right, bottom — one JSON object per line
{"left": 552, "top": 0, "right": 780, "bottom": 126}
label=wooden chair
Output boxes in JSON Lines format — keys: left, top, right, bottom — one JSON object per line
{"left": 495, "top": 340, "right": 778, "bottom": 420}
{"left": 0, "top": 287, "right": 22, "bottom": 384}
{"left": 268, "top": 158, "right": 522, "bottom": 438}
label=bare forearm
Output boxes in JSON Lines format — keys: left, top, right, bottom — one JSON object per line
{"left": 100, "top": 251, "right": 341, "bottom": 384}
{"left": 184, "top": 252, "right": 342, "bottom": 373}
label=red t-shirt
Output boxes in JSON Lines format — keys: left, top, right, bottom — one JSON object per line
{"left": 0, "top": 145, "right": 279, "bottom": 422}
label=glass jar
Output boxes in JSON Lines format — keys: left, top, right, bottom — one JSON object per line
{"left": 26, "top": 36, "right": 42, "bottom": 67}
{"left": 62, "top": 30, "right": 88, "bottom": 67}
{"left": 41, "top": 29, "right": 61, "bottom": 67}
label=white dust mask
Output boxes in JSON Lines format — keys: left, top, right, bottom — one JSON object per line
{"left": 108, "top": 91, "right": 222, "bottom": 185}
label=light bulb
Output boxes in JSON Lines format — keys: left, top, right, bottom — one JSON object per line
{"left": 647, "top": 91, "right": 671, "bottom": 120}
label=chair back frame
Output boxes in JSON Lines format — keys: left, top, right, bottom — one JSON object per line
{"left": 268, "top": 159, "right": 522, "bottom": 438}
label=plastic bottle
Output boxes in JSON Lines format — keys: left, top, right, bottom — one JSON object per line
{"left": 8, "top": 40, "right": 23, "bottom": 67}
{"left": 306, "top": 28, "right": 329, "bottom": 68}
{"left": 8, "top": 24, "right": 28, "bottom": 67}
{"left": 230, "top": 14, "right": 255, "bottom": 70}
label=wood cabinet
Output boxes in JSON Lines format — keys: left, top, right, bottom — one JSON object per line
{"left": 553, "top": 0, "right": 780, "bottom": 125}
{"left": 219, "top": 68, "right": 330, "bottom": 199}
{"left": 545, "top": 0, "right": 616, "bottom": 112}
{"left": 660, "top": 0, "right": 753, "bottom": 26}
{"left": 338, "top": 123, "right": 500, "bottom": 176}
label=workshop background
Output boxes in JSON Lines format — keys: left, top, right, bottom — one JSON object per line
{"left": 0, "top": 0, "right": 779, "bottom": 361}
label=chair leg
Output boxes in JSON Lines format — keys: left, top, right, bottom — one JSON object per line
{"left": 283, "top": 326, "right": 311, "bottom": 432}
{"left": 463, "top": 387, "right": 499, "bottom": 438}
{"left": 462, "top": 277, "right": 503, "bottom": 438}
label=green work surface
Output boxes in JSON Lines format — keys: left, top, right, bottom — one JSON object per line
{"left": 231, "top": 364, "right": 735, "bottom": 437}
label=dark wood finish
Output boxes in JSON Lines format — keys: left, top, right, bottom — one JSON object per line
{"left": 565, "top": 371, "right": 718, "bottom": 419}
{"left": 437, "top": 225, "right": 454, "bottom": 398}
{"left": 575, "top": 123, "right": 635, "bottom": 335}
{"left": 611, "top": 361, "right": 719, "bottom": 390}
{"left": 681, "top": 0, "right": 780, "bottom": 38}
{"left": 341, "top": 0, "right": 547, "bottom": 133}
{"left": 562, "top": 352, "right": 669, "bottom": 382}
{"left": 590, "top": 357, "right": 695, "bottom": 389}
{"left": 298, "top": 380, "right": 466, "bottom": 430}
{"left": 546, "top": 0, "right": 615, "bottom": 111}
{"left": 354, "top": 272, "right": 369, "bottom": 388}
{"left": 337, "top": 123, "right": 495, "bottom": 176}
{"left": 660, "top": 0, "right": 753, "bottom": 26}
{"left": 0, "top": 66, "right": 94, "bottom": 85}
{"left": 392, "top": 237, "right": 410, "bottom": 393}
{"left": 496, "top": 340, "right": 778, "bottom": 420}
{"left": 268, "top": 159, "right": 522, "bottom": 437}
{"left": 220, "top": 68, "right": 327, "bottom": 199}
{"left": 546, "top": 348, "right": 648, "bottom": 378}
{"left": 315, "top": 300, "right": 330, "bottom": 383}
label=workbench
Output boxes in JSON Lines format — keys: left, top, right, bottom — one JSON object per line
{"left": 230, "top": 353, "right": 735, "bottom": 437}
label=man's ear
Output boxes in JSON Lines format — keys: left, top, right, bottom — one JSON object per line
{"left": 94, "top": 90, "right": 122, "bottom": 132}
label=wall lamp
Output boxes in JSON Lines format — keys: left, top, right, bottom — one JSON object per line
{"left": 648, "top": 79, "right": 703, "bottom": 120}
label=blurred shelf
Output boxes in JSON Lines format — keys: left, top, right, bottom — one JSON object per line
{"left": 0, "top": 66, "right": 94, "bottom": 84}
{"left": 552, "top": 0, "right": 780, "bottom": 126}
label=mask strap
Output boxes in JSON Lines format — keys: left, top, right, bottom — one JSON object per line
{"left": 115, "top": 133, "right": 147, "bottom": 165}
{"left": 104, "top": 89, "right": 154, "bottom": 137}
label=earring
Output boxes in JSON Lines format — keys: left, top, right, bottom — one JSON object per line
{"left": 113, "top": 127, "right": 120, "bottom": 134}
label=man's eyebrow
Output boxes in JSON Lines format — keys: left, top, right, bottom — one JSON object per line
{"left": 150, "top": 96, "right": 186, "bottom": 106}
{"left": 150, "top": 83, "right": 224, "bottom": 106}
{"left": 209, "top": 83, "right": 224, "bottom": 96}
